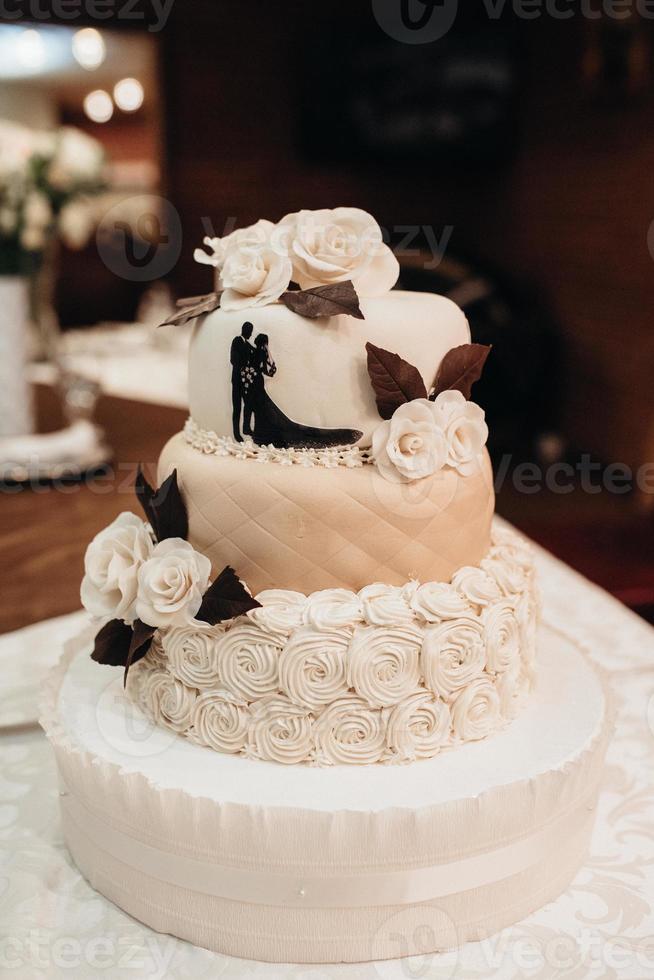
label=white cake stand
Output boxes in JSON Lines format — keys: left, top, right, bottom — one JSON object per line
{"left": 41, "top": 625, "right": 611, "bottom": 964}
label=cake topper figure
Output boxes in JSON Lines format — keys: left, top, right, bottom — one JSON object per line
{"left": 231, "top": 324, "right": 362, "bottom": 449}
{"left": 230, "top": 321, "right": 255, "bottom": 441}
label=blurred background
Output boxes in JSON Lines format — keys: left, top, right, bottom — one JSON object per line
{"left": 1, "top": 0, "right": 654, "bottom": 633}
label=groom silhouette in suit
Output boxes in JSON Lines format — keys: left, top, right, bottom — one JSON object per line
{"left": 230, "top": 321, "right": 254, "bottom": 441}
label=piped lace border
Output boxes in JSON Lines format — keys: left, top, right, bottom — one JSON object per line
{"left": 182, "top": 417, "right": 374, "bottom": 468}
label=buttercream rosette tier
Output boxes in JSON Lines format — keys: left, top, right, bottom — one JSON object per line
{"left": 127, "top": 524, "right": 538, "bottom": 765}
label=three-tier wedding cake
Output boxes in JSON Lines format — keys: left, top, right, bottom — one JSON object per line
{"left": 41, "top": 208, "right": 611, "bottom": 964}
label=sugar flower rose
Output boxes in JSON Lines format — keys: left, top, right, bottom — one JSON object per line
{"left": 372, "top": 400, "right": 448, "bottom": 484}
{"left": 278, "top": 207, "right": 399, "bottom": 296}
{"left": 193, "top": 218, "right": 275, "bottom": 269}
{"left": 138, "top": 668, "right": 196, "bottom": 733}
{"left": 136, "top": 538, "right": 211, "bottom": 629}
{"left": 348, "top": 625, "right": 422, "bottom": 707}
{"left": 482, "top": 600, "right": 521, "bottom": 674}
{"left": 220, "top": 240, "right": 292, "bottom": 311}
{"left": 431, "top": 390, "right": 488, "bottom": 476}
{"left": 450, "top": 676, "right": 501, "bottom": 742}
{"left": 248, "top": 695, "right": 313, "bottom": 765}
{"left": 313, "top": 694, "right": 386, "bottom": 765}
{"left": 81, "top": 512, "right": 154, "bottom": 624}
{"left": 213, "top": 623, "right": 282, "bottom": 701}
{"left": 385, "top": 690, "right": 451, "bottom": 761}
{"left": 279, "top": 628, "right": 349, "bottom": 709}
{"left": 163, "top": 624, "right": 224, "bottom": 689}
{"left": 421, "top": 616, "right": 486, "bottom": 700}
{"left": 191, "top": 688, "right": 250, "bottom": 754}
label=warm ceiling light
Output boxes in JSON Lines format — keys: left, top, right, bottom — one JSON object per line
{"left": 16, "top": 29, "right": 46, "bottom": 71}
{"left": 83, "top": 89, "right": 113, "bottom": 124}
{"left": 72, "top": 27, "right": 105, "bottom": 70}
{"left": 113, "top": 77, "right": 144, "bottom": 112}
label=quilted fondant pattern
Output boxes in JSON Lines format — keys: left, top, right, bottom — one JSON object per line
{"left": 159, "top": 434, "right": 495, "bottom": 594}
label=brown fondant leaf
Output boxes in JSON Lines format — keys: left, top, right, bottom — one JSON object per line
{"left": 430, "top": 343, "right": 492, "bottom": 400}
{"left": 134, "top": 467, "right": 188, "bottom": 543}
{"left": 196, "top": 565, "right": 261, "bottom": 625}
{"left": 280, "top": 281, "right": 364, "bottom": 319}
{"left": 124, "top": 619, "right": 156, "bottom": 686}
{"left": 135, "top": 464, "right": 157, "bottom": 531}
{"left": 365, "top": 342, "right": 428, "bottom": 420}
{"left": 91, "top": 619, "right": 133, "bottom": 667}
{"left": 158, "top": 292, "right": 221, "bottom": 328}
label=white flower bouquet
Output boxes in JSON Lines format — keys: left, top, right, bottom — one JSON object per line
{"left": 0, "top": 119, "right": 105, "bottom": 276}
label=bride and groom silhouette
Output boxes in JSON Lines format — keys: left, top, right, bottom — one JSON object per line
{"left": 230, "top": 322, "right": 361, "bottom": 449}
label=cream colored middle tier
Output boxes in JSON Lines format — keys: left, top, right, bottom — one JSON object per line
{"left": 159, "top": 434, "right": 495, "bottom": 594}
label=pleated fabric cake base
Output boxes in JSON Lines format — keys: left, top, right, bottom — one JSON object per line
{"left": 40, "top": 625, "right": 611, "bottom": 964}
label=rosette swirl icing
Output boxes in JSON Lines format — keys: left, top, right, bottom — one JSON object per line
{"left": 481, "top": 556, "right": 528, "bottom": 597}
{"left": 314, "top": 694, "right": 386, "bottom": 765}
{"left": 279, "top": 628, "right": 349, "bottom": 709}
{"left": 410, "top": 581, "right": 472, "bottom": 623}
{"left": 482, "top": 599, "right": 521, "bottom": 674}
{"left": 163, "top": 625, "right": 223, "bottom": 689}
{"left": 247, "top": 589, "right": 307, "bottom": 635}
{"left": 303, "top": 589, "right": 363, "bottom": 631}
{"left": 385, "top": 690, "right": 451, "bottom": 760}
{"left": 138, "top": 668, "right": 196, "bottom": 732}
{"left": 421, "top": 617, "right": 486, "bottom": 700}
{"left": 248, "top": 695, "right": 313, "bottom": 764}
{"left": 191, "top": 688, "right": 249, "bottom": 754}
{"left": 214, "top": 623, "right": 282, "bottom": 701}
{"left": 451, "top": 566, "right": 501, "bottom": 609}
{"left": 450, "top": 676, "right": 501, "bottom": 741}
{"left": 347, "top": 625, "right": 422, "bottom": 707}
{"left": 359, "top": 583, "right": 414, "bottom": 626}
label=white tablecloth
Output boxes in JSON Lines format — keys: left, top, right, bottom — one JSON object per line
{"left": 2, "top": 527, "right": 654, "bottom": 979}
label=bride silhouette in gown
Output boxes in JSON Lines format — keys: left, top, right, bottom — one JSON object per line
{"left": 241, "top": 333, "right": 362, "bottom": 449}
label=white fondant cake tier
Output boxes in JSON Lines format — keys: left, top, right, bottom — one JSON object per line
{"left": 158, "top": 433, "right": 494, "bottom": 593}
{"left": 189, "top": 290, "right": 470, "bottom": 446}
{"left": 42, "top": 624, "right": 610, "bottom": 963}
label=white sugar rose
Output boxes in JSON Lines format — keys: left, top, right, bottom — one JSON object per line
{"left": 313, "top": 694, "right": 386, "bottom": 765}
{"left": 163, "top": 624, "right": 224, "bottom": 689}
{"left": 303, "top": 588, "right": 363, "bottom": 631}
{"left": 385, "top": 690, "right": 451, "bottom": 761}
{"left": 138, "top": 668, "right": 196, "bottom": 733}
{"left": 372, "top": 399, "right": 448, "bottom": 484}
{"left": 194, "top": 218, "right": 276, "bottom": 269}
{"left": 191, "top": 689, "right": 250, "bottom": 754}
{"left": 421, "top": 616, "right": 486, "bottom": 700}
{"left": 220, "top": 240, "right": 292, "bottom": 311}
{"left": 482, "top": 600, "right": 521, "bottom": 674}
{"left": 450, "top": 676, "right": 501, "bottom": 742}
{"left": 278, "top": 207, "right": 399, "bottom": 296}
{"left": 348, "top": 625, "right": 422, "bottom": 707}
{"left": 410, "top": 581, "right": 472, "bottom": 623}
{"left": 214, "top": 623, "right": 282, "bottom": 701}
{"left": 81, "top": 512, "right": 154, "bottom": 624}
{"left": 359, "top": 582, "right": 415, "bottom": 626}
{"left": 279, "top": 628, "right": 349, "bottom": 709}
{"left": 248, "top": 589, "right": 308, "bottom": 635}
{"left": 136, "top": 539, "right": 211, "bottom": 629}
{"left": 248, "top": 695, "right": 313, "bottom": 765}
{"left": 431, "top": 390, "right": 488, "bottom": 476}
